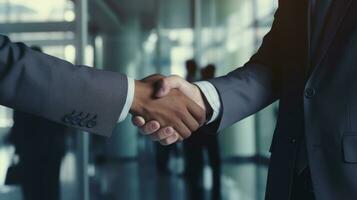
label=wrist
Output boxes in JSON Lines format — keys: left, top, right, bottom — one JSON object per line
{"left": 130, "top": 80, "right": 150, "bottom": 114}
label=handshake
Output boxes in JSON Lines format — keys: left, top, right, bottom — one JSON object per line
{"left": 129, "top": 75, "right": 210, "bottom": 146}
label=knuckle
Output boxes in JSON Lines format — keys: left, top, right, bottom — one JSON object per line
{"left": 175, "top": 110, "right": 186, "bottom": 119}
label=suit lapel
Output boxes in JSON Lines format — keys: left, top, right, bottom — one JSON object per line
{"left": 310, "top": 0, "right": 352, "bottom": 72}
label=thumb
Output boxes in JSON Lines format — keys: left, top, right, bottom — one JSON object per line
{"left": 156, "top": 75, "right": 183, "bottom": 98}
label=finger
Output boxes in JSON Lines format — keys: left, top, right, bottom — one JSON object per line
{"left": 181, "top": 109, "right": 200, "bottom": 132}
{"left": 160, "top": 127, "right": 184, "bottom": 141}
{"left": 186, "top": 98, "right": 206, "bottom": 126}
{"left": 150, "top": 127, "right": 175, "bottom": 141}
{"left": 174, "top": 120, "right": 192, "bottom": 139}
{"left": 132, "top": 116, "right": 146, "bottom": 127}
{"left": 139, "top": 121, "right": 161, "bottom": 135}
{"left": 159, "top": 133, "right": 179, "bottom": 146}
{"left": 156, "top": 75, "right": 184, "bottom": 97}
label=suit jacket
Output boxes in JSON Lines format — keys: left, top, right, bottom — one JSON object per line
{"left": 208, "top": 0, "right": 357, "bottom": 199}
{"left": 0, "top": 35, "right": 128, "bottom": 137}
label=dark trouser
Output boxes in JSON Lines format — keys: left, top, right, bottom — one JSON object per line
{"left": 291, "top": 168, "right": 315, "bottom": 200}
{"left": 184, "top": 131, "right": 221, "bottom": 200}
{"left": 155, "top": 143, "right": 177, "bottom": 174}
{"left": 206, "top": 134, "right": 221, "bottom": 200}
{"left": 21, "top": 153, "right": 63, "bottom": 200}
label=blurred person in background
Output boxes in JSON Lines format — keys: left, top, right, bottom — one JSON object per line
{"left": 5, "top": 46, "right": 67, "bottom": 200}
{"left": 155, "top": 141, "right": 179, "bottom": 175}
{"left": 199, "top": 64, "right": 221, "bottom": 200}
{"left": 184, "top": 64, "right": 221, "bottom": 200}
{"left": 185, "top": 59, "right": 197, "bottom": 83}
{"left": 182, "top": 59, "right": 199, "bottom": 177}
{"left": 155, "top": 59, "right": 200, "bottom": 176}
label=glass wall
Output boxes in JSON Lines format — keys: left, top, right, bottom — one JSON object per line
{"left": 0, "top": 0, "right": 74, "bottom": 23}
{"left": 190, "top": 0, "right": 278, "bottom": 159}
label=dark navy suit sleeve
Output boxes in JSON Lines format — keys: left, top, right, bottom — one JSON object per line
{"left": 0, "top": 34, "right": 128, "bottom": 137}
{"left": 209, "top": 6, "right": 284, "bottom": 131}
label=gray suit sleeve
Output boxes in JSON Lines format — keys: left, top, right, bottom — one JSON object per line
{"left": 0, "top": 35, "right": 128, "bottom": 137}
{"left": 209, "top": 7, "right": 284, "bottom": 131}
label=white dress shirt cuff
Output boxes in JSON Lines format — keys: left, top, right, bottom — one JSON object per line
{"left": 194, "top": 81, "right": 221, "bottom": 124}
{"left": 118, "top": 76, "right": 135, "bottom": 122}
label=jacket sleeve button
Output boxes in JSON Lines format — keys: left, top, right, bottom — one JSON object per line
{"left": 305, "top": 88, "right": 316, "bottom": 99}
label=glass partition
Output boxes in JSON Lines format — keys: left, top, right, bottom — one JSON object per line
{"left": 0, "top": 1, "right": 85, "bottom": 200}
{"left": 0, "top": 0, "right": 74, "bottom": 23}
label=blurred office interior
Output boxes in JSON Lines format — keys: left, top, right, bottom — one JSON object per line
{"left": 0, "top": 0, "right": 278, "bottom": 199}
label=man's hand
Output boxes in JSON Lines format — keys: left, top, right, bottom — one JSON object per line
{"left": 132, "top": 75, "right": 212, "bottom": 145}
{"left": 130, "top": 75, "right": 206, "bottom": 145}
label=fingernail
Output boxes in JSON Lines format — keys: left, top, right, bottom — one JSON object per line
{"left": 165, "top": 127, "right": 173, "bottom": 135}
{"left": 151, "top": 123, "right": 158, "bottom": 130}
{"left": 134, "top": 118, "right": 143, "bottom": 126}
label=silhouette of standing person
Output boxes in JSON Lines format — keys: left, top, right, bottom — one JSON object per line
{"left": 5, "top": 46, "right": 67, "bottom": 200}
{"left": 184, "top": 64, "right": 221, "bottom": 200}
{"left": 199, "top": 64, "right": 221, "bottom": 200}
{"left": 154, "top": 59, "right": 199, "bottom": 176}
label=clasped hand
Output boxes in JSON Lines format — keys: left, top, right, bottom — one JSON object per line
{"left": 129, "top": 75, "right": 208, "bottom": 145}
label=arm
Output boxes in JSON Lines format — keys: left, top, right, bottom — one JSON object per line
{"left": 0, "top": 35, "right": 205, "bottom": 138}
{"left": 0, "top": 35, "right": 128, "bottom": 136}
{"left": 133, "top": 5, "right": 286, "bottom": 142}
{"left": 208, "top": 6, "right": 284, "bottom": 131}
